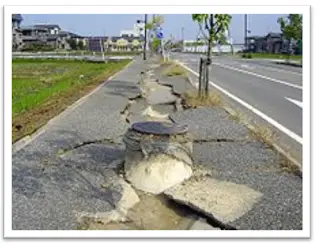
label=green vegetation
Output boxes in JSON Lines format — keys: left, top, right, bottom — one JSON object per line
{"left": 239, "top": 52, "right": 302, "bottom": 61}
{"left": 15, "top": 50, "right": 141, "bottom": 56}
{"left": 21, "top": 42, "right": 56, "bottom": 52}
{"left": 191, "top": 14, "right": 232, "bottom": 97}
{"left": 277, "top": 14, "right": 303, "bottom": 60}
{"left": 183, "top": 90, "right": 222, "bottom": 108}
{"left": 12, "top": 58, "right": 131, "bottom": 142}
{"left": 164, "top": 64, "right": 186, "bottom": 77}
{"left": 241, "top": 53, "right": 253, "bottom": 59}
{"left": 152, "top": 38, "right": 161, "bottom": 52}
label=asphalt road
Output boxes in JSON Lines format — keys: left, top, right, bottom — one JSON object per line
{"left": 172, "top": 52, "right": 303, "bottom": 164}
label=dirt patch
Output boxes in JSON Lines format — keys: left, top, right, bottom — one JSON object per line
{"left": 83, "top": 192, "right": 196, "bottom": 230}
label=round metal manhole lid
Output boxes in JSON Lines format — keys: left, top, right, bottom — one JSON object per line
{"left": 131, "top": 121, "right": 188, "bottom": 135}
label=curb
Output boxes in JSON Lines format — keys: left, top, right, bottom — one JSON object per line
{"left": 12, "top": 59, "right": 135, "bottom": 154}
{"left": 223, "top": 106, "right": 302, "bottom": 177}
{"left": 175, "top": 60, "right": 302, "bottom": 177}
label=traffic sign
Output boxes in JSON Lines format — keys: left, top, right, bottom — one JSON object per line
{"left": 156, "top": 26, "right": 164, "bottom": 39}
{"left": 156, "top": 31, "right": 163, "bottom": 39}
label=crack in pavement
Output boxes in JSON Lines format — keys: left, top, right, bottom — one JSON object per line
{"left": 57, "top": 138, "right": 123, "bottom": 156}
{"left": 193, "top": 138, "right": 248, "bottom": 143}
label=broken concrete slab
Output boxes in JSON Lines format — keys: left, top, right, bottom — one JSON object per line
{"left": 170, "top": 107, "right": 250, "bottom": 141}
{"left": 192, "top": 140, "right": 302, "bottom": 230}
{"left": 165, "top": 176, "right": 263, "bottom": 225}
{"left": 146, "top": 83, "right": 178, "bottom": 105}
{"left": 152, "top": 104, "right": 176, "bottom": 115}
{"left": 160, "top": 75, "right": 195, "bottom": 96}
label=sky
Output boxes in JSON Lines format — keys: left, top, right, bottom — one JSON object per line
{"left": 20, "top": 14, "right": 287, "bottom": 44}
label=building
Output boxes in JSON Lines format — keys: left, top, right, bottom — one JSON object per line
{"left": 120, "top": 21, "right": 145, "bottom": 38}
{"left": 12, "top": 14, "right": 87, "bottom": 51}
{"left": 87, "top": 35, "right": 144, "bottom": 52}
{"left": 12, "top": 15, "right": 144, "bottom": 52}
{"left": 246, "top": 32, "right": 301, "bottom": 54}
{"left": 12, "top": 14, "right": 23, "bottom": 50}
{"left": 33, "top": 24, "right": 61, "bottom": 35}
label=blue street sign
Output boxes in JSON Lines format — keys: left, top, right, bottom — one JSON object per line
{"left": 156, "top": 26, "right": 163, "bottom": 39}
{"left": 156, "top": 31, "right": 163, "bottom": 39}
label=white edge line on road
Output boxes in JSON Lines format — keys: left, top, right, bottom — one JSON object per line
{"left": 286, "top": 97, "right": 303, "bottom": 108}
{"left": 240, "top": 59, "right": 302, "bottom": 76}
{"left": 177, "top": 61, "right": 303, "bottom": 145}
{"left": 211, "top": 62, "right": 303, "bottom": 90}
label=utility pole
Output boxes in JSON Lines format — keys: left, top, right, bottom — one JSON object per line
{"left": 143, "top": 14, "right": 148, "bottom": 60}
{"left": 181, "top": 27, "right": 184, "bottom": 51}
{"left": 244, "top": 14, "right": 248, "bottom": 50}
{"left": 181, "top": 27, "right": 184, "bottom": 41}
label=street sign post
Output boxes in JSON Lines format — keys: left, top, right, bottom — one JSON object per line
{"left": 155, "top": 27, "right": 165, "bottom": 60}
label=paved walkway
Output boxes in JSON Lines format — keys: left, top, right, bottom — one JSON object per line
{"left": 12, "top": 56, "right": 302, "bottom": 231}
{"left": 12, "top": 58, "right": 146, "bottom": 230}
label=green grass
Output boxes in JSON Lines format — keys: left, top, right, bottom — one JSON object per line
{"left": 15, "top": 50, "right": 142, "bottom": 56}
{"left": 12, "top": 58, "right": 131, "bottom": 142}
{"left": 238, "top": 52, "right": 302, "bottom": 61}
{"left": 164, "top": 64, "right": 187, "bottom": 77}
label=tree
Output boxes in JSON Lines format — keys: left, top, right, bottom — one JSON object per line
{"left": 152, "top": 38, "right": 161, "bottom": 52}
{"left": 77, "top": 40, "right": 84, "bottom": 50}
{"left": 146, "top": 15, "right": 165, "bottom": 57}
{"left": 67, "top": 38, "right": 77, "bottom": 50}
{"left": 191, "top": 14, "right": 232, "bottom": 96}
{"left": 277, "top": 14, "right": 302, "bottom": 59}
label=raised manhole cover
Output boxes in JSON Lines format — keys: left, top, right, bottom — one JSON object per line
{"left": 132, "top": 121, "right": 188, "bottom": 135}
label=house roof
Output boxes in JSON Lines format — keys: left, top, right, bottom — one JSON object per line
{"left": 247, "top": 36, "right": 264, "bottom": 40}
{"left": 21, "top": 26, "right": 48, "bottom": 31}
{"left": 12, "top": 14, "right": 23, "bottom": 22}
{"left": 34, "top": 24, "right": 61, "bottom": 30}
{"left": 58, "top": 31, "right": 84, "bottom": 38}
{"left": 267, "top": 32, "right": 282, "bottom": 38}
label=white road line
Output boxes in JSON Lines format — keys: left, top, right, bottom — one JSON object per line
{"left": 286, "top": 97, "right": 303, "bottom": 108}
{"left": 177, "top": 61, "right": 303, "bottom": 145}
{"left": 211, "top": 62, "right": 303, "bottom": 90}
{"left": 238, "top": 60, "right": 302, "bottom": 76}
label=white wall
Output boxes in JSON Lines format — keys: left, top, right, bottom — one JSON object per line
{"left": 183, "top": 44, "right": 244, "bottom": 53}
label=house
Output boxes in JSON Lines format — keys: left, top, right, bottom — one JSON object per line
{"left": 245, "top": 32, "right": 300, "bottom": 54}
{"left": 33, "top": 24, "right": 61, "bottom": 35}
{"left": 265, "top": 32, "right": 283, "bottom": 53}
{"left": 246, "top": 35, "right": 266, "bottom": 53}
{"left": 12, "top": 14, "right": 23, "bottom": 50}
{"left": 87, "top": 35, "right": 144, "bottom": 52}
{"left": 120, "top": 22, "right": 145, "bottom": 38}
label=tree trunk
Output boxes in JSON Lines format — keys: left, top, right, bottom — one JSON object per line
{"left": 204, "top": 14, "right": 214, "bottom": 96}
{"left": 286, "top": 38, "right": 291, "bottom": 62}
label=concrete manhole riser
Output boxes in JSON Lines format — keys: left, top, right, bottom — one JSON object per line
{"left": 123, "top": 121, "right": 193, "bottom": 195}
